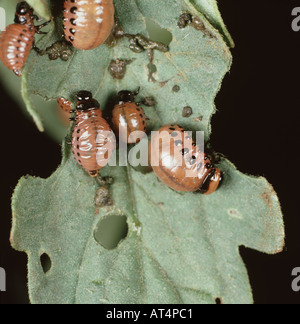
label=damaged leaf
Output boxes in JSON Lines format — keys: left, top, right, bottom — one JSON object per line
{"left": 10, "top": 0, "right": 284, "bottom": 304}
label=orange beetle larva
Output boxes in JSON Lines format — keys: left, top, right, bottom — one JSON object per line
{"left": 57, "top": 97, "right": 73, "bottom": 126}
{"left": 0, "top": 1, "right": 51, "bottom": 76}
{"left": 112, "top": 90, "right": 147, "bottom": 144}
{"left": 57, "top": 97, "right": 73, "bottom": 114}
{"left": 149, "top": 124, "right": 222, "bottom": 194}
{"left": 72, "top": 91, "right": 115, "bottom": 177}
{"left": 63, "top": 0, "right": 115, "bottom": 50}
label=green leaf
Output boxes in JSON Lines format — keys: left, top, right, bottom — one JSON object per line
{"left": 11, "top": 0, "right": 284, "bottom": 304}
{"left": 26, "top": 0, "right": 52, "bottom": 20}
{"left": 23, "top": 0, "right": 232, "bottom": 139}
{"left": 189, "top": 0, "right": 235, "bottom": 48}
{"left": 11, "top": 147, "right": 284, "bottom": 304}
{"left": 0, "top": 0, "right": 67, "bottom": 142}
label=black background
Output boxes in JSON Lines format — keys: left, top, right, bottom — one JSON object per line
{"left": 0, "top": 1, "right": 300, "bottom": 304}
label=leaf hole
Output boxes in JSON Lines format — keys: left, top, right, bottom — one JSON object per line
{"left": 94, "top": 215, "right": 128, "bottom": 250}
{"left": 40, "top": 253, "right": 52, "bottom": 274}
{"left": 146, "top": 19, "right": 173, "bottom": 46}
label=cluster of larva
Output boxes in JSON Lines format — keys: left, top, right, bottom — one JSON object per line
{"left": 0, "top": 1, "right": 222, "bottom": 195}
{"left": 58, "top": 89, "right": 148, "bottom": 177}
{"left": 58, "top": 90, "right": 222, "bottom": 195}
{"left": 0, "top": 0, "right": 114, "bottom": 76}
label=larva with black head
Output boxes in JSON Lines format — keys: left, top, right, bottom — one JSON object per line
{"left": 112, "top": 89, "right": 147, "bottom": 144}
{"left": 149, "top": 124, "right": 222, "bottom": 194}
{"left": 0, "top": 1, "right": 52, "bottom": 76}
{"left": 63, "top": 0, "right": 115, "bottom": 50}
{"left": 72, "top": 91, "right": 115, "bottom": 177}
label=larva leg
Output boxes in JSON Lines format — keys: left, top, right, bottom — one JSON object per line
{"left": 32, "top": 40, "right": 45, "bottom": 55}
{"left": 35, "top": 18, "right": 53, "bottom": 32}
{"left": 32, "top": 14, "right": 43, "bottom": 22}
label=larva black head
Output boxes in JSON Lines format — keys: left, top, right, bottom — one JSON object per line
{"left": 199, "top": 168, "right": 222, "bottom": 195}
{"left": 76, "top": 91, "right": 100, "bottom": 111}
{"left": 117, "top": 88, "right": 140, "bottom": 104}
{"left": 14, "top": 2, "right": 33, "bottom": 25}
{"left": 77, "top": 91, "right": 92, "bottom": 102}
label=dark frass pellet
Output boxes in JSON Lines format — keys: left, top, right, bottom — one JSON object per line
{"left": 182, "top": 106, "right": 193, "bottom": 117}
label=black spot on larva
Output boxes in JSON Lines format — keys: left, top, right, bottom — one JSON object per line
{"left": 182, "top": 148, "right": 189, "bottom": 155}
{"left": 171, "top": 132, "right": 178, "bottom": 137}
{"left": 77, "top": 129, "right": 80, "bottom": 133}
{"left": 189, "top": 156, "right": 196, "bottom": 165}
{"left": 175, "top": 140, "right": 182, "bottom": 146}
{"left": 205, "top": 163, "right": 212, "bottom": 169}
{"left": 70, "top": 18, "right": 76, "bottom": 25}
{"left": 77, "top": 152, "right": 80, "bottom": 157}
{"left": 70, "top": 28, "right": 76, "bottom": 35}
{"left": 142, "top": 120, "right": 145, "bottom": 125}
{"left": 69, "top": 36, "right": 74, "bottom": 42}
{"left": 77, "top": 145, "right": 79, "bottom": 149}
{"left": 70, "top": 7, "right": 77, "bottom": 14}
{"left": 139, "top": 114, "right": 143, "bottom": 118}
{"left": 136, "top": 108, "right": 141, "bottom": 111}
{"left": 169, "top": 127, "right": 175, "bottom": 131}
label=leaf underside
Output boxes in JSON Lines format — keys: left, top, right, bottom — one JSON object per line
{"left": 10, "top": 0, "right": 284, "bottom": 304}
{"left": 26, "top": 0, "right": 52, "bottom": 20}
